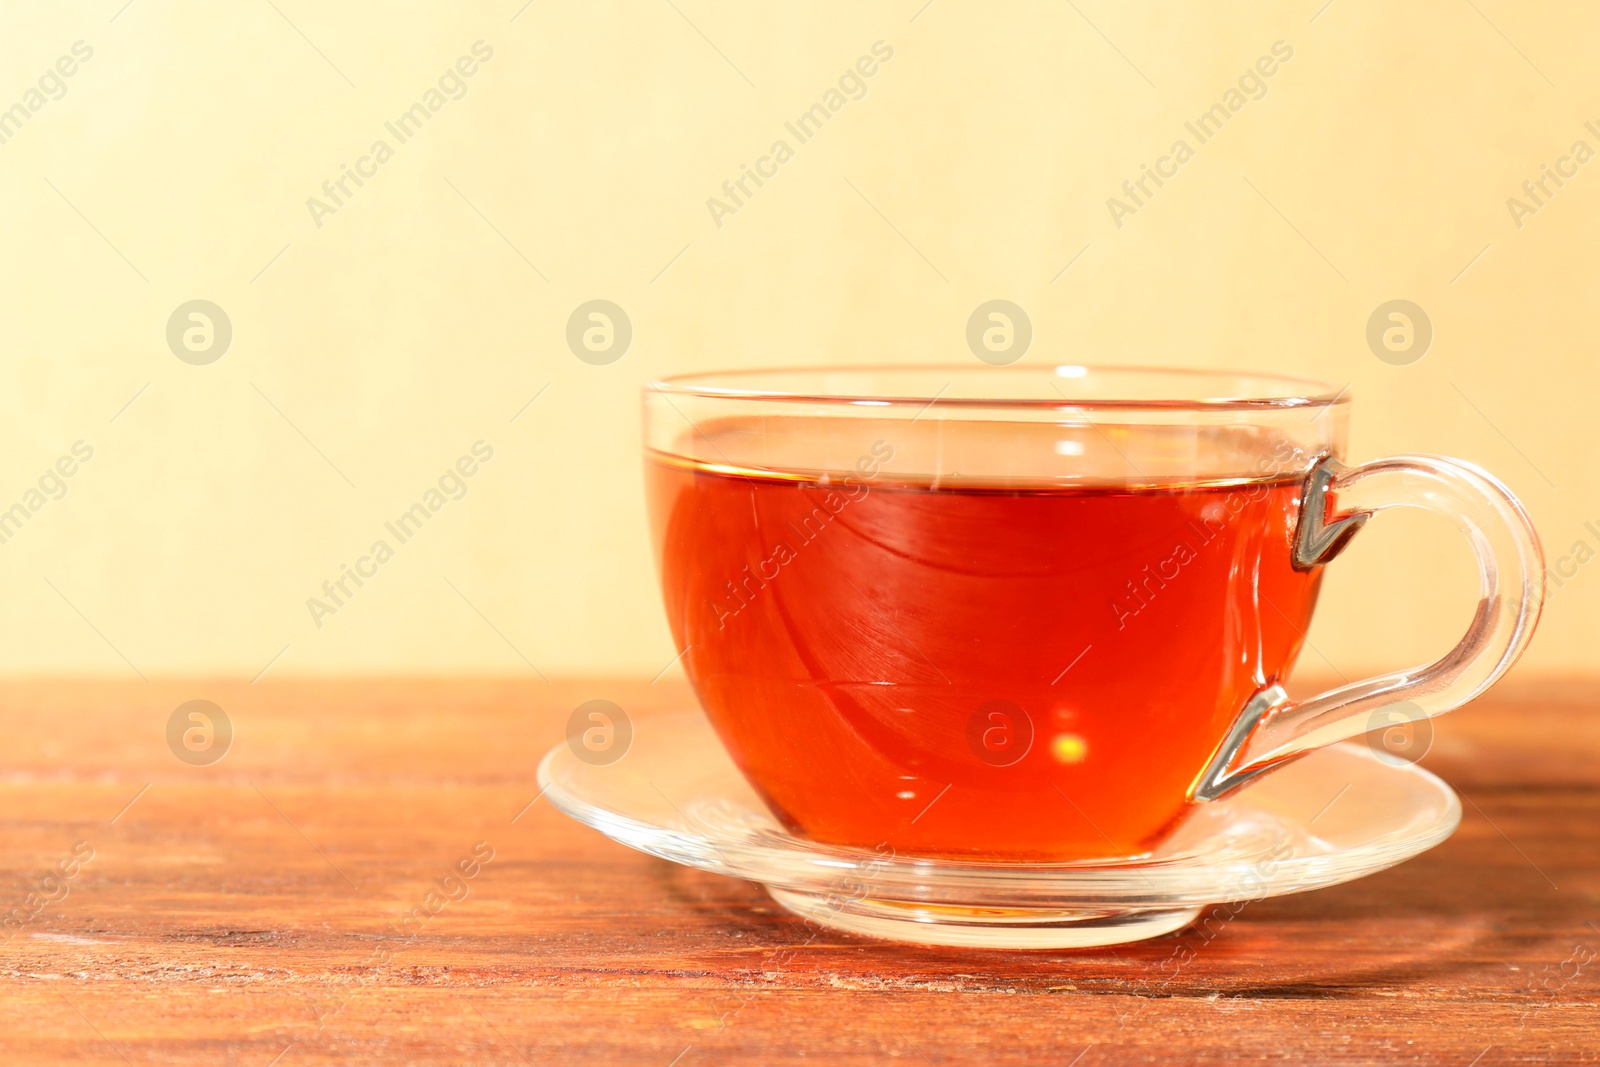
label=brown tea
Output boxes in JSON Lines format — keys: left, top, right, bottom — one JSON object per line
{"left": 647, "top": 419, "right": 1321, "bottom": 861}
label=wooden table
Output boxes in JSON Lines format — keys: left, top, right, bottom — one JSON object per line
{"left": 1, "top": 678, "right": 1595, "bottom": 1064}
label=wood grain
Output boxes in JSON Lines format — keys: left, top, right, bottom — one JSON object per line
{"left": 0, "top": 677, "right": 1596, "bottom": 1065}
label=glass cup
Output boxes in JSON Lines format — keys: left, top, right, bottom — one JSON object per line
{"left": 642, "top": 365, "right": 1543, "bottom": 862}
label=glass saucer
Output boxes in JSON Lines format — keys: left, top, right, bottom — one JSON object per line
{"left": 539, "top": 711, "right": 1460, "bottom": 949}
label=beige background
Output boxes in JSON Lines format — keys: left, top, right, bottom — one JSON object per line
{"left": 0, "top": 0, "right": 1591, "bottom": 682}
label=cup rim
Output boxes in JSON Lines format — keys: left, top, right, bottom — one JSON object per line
{"left": 645, "top": 364, "right": 1349, "bottom": 412}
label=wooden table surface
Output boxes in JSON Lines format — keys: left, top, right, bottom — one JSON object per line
{"left": 1, "top": 677, "right": 1596, "bottom": 1065}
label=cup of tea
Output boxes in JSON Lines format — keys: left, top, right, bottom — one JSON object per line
{"left": 643, "top": 366, "right": 1543, "bottom": 863}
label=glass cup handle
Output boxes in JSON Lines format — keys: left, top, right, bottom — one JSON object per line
{"left": 1194, "top": 453, "right": 1545, "bottom": 802}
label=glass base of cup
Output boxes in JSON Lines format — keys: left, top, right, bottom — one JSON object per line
{"left": 767, "top": 888, "right": 1203, "bottom": 949}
